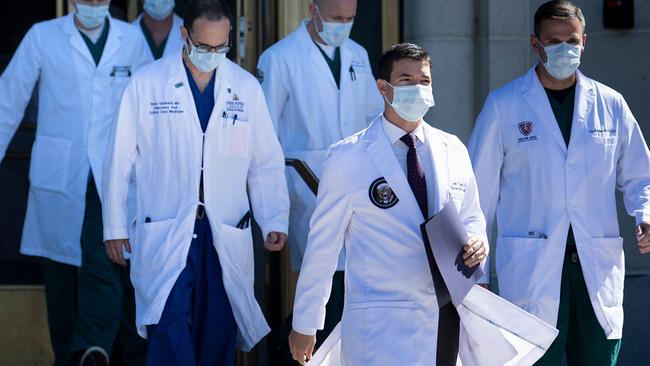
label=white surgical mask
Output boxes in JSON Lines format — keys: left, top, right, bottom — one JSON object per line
{"left": 144, "top": 0, "right": 174, "bottom": 21}
{"left": 75, "top": 3, "right": 109, "bottom": 29}
{"left": 385, "top": 82, "right": 435, "bottom": 123}
{"left": 538, "top": 40, "right": 582, "bottom": 80}
{"left": 186, "top": 39, "right": 226, "bottom": 73}
{"left": 315, "top": 6, "right": 353, "bottom": 47}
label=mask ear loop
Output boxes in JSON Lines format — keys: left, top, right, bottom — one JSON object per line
{"left": 313, "top": 4, "right": 325, "bottom": 33}
{"left": 535, "top": 37, "right": 548, "bottom": 65}
{"left": 381, "top": 80, "right": 395, "bottom": 106}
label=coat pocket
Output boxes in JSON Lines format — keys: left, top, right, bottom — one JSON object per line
{"left": 133, "top": 218, "right": 176, "bottom": 273}
{"left": 29, "top": 136, "right": 72, "bottom": 192}
{"left": 218, "top": 118, "right": 251, "bottom": 158}
{"left": 343, "top": 301, "right": 420, "bottom": 365}
{"left": 218, "top": 223, "right": 254, "bottom": 287}
{"left": 495, "top": 236, "right": 548, "bottom": 315}
{"left": 590, "top": 237, "right": 624, "bottom": 308}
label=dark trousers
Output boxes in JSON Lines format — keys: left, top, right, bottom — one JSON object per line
{"left": 534, "top": 247, "right": 621, "bottom": 366}
{"left": 42, "top": 179, "right": 146, "bottom": 365}
{"left": 145, "top": 216, "right": 237, "bottom": 366}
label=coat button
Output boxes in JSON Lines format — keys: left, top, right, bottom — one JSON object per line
{"left": 427, "top": 286, "right": 436, "bottom": 294}
{"left": 192, "top": 234, "right": 198, "bottom": 239}
{"left": 426, "top": 321, "right": 436, "bottom": 331}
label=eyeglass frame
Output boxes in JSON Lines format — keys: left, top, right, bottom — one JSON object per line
{"left": 186, "top": 32, "right": 231, "bottom": 54}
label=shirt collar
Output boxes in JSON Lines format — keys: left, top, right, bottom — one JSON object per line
{"left": 381, "top": 114, "right": 426, "bottom": 145}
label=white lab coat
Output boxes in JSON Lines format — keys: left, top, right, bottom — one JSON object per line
{"left": 257, "top": 20, "right": 383, "bottom": 270}
{"left": 0, "top": 14, "right": 149, "bottom": 266}
{"left": 293, "top": 117, "right": 491, "bottom": 365}
{"left": 132, "top": 13, "right": 184, "bottom": 62}
{"left": 102, "top": 51, "right": 290, "bottom": 351}
{"left": 308, "top": 285, "right": 559, "bottom": 366}
{"left": 468, "top": 66, "right": 650, "bottom": 339}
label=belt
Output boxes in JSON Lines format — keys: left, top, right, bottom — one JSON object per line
{"left": 565, "top": 245, "right": 579, "bottom": 263}
{"left": 196, "top": 205, "right": 205, "bottom": 220}
{"left": 196, "top": 177, "right": 205, "bottom": 220}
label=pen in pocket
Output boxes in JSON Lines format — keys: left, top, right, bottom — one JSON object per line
{"left": 528, "top": 231, "right": 548, "bottom": 239}
{"left": 236, "top": 211, "right": 251, "bottom": 229}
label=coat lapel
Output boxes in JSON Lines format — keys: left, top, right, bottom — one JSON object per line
{"left": 98, "top": 17, "right": 122, "bottom": 69}
{"left": 365, "top": 118, "right": 425, "bottom": 227}
{"left": 63, "top": 14, "right": 95, "bottom": 66}
{"left": 299, "top": 21, "right": 337, "bottom": 89}
{"left": 522, "top": 67, "right": 567, "bottom": 154}
{"left": 568, "top": 71, "right": 595, "bottom": 154}
{"left": 206, "top": 60, "right": 233, "bottom": 136}
{"left": 423, "top": 125, "right": 449, "bottom": 215}
{"left": 172, "top": 52, "right": 202, "bottom": 134}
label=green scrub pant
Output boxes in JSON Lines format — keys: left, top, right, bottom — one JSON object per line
{"left": 534, "top": 247, "right": 621, "bottom": 366}
{"left": 41, "top": 178, "right": 147, "bottom": 366}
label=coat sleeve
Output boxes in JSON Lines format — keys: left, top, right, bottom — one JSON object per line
{"left": 102, "top": 77, "right": 139, "bottom": 241}
{"left": 0, "top": 25, "right": 42, "bottom": 161}
{"left": 467, "top": 93, "right": 504, "bottom": 284}
{"left": 456, "top": 140, "right": 489, "bottom": 267}
{"left": 256, "top": 50, "right": 288, "bottom": 135}
{"left": 363, "top": 50, "right": 384, "bottom": 122}
{"left": 292, "top": 148, "right": 352, "bottom": 335}
{"left": 615, "top": 95, "right": 650, "bottom": 225}
{"left": 247, "top": 83, "right": 290, "bottom": 239}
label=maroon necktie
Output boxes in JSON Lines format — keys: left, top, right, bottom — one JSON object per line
{"left": 400, "top": 133, "right": 428, "bottom": 219}
{"left": 400, "top": 133, "right": 459, "bottom": 366}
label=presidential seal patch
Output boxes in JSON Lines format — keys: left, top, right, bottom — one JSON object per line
{"left": 369, "top": 177, "right": 398, "bottom": 209}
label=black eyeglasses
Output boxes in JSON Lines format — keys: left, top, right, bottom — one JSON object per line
{"left": 187, "top": 34, "right": 230, "bottom": 54}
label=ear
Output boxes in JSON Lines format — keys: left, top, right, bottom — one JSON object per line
{"left": 308, "top": 3, "right": 318, "bottom": 20}
{"left": 376, "top": 79, "right": 391, "bottom": 101}
{"left": 180, "top": 25, "right": 189, "bottom": 41}
{"left": 530, "top": 34, "right": 546, "bottom": 63}
{"left": 529, "top": 33, "right": 540, "bottom": 53}
{"left": 581, "top": 33, "right": 587, "bottom": 52}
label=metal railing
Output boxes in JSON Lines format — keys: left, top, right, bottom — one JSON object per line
{"left": 284, "top": 158, "right": 318, "bottom": 195}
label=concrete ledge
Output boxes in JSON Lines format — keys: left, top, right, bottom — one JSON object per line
{"left": 0, "top": 286, "right": 53, "bottom": 366}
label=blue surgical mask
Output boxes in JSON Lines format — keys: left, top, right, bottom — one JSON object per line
{"left": 385, "top": 82, "right": 435, "bottom": 123}
{"left": 75, "top": 3, "right": 109, "bottom": 29}
{"left": 186, "top": 38, "right": 226, "bottom": 73}
{"left": 315, "top": 6, "right": 353, "bottom": 47}
{"left": 144, "top": 0, "right": 174, "bottom": 21}
{"left": 538, "top": 40, "right": 582, "bottom": 80}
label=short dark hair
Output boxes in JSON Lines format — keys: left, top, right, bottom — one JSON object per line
{"left": 378, "top": 43, "right": 431, "bottom": 82}
{"left": 534, "top": 0, "right": 585, "bottom": 37}
{"left": 183, "top": 0, "right": 233, "bottom": 32}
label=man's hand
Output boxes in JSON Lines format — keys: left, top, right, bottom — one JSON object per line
{"left": 637, "top": 222, "right": 650, "bottom": 254}
{"left": 463, "top": 236, "right": 487, "bottom": 267}
{"left": 289, "top": 329, "right": 316, "bottom": 365}
{"left": 105, "top": 239, "right": 131, "bottom": 266}
{"left": 265, "top": 231, "right": 287, "bottom": 251}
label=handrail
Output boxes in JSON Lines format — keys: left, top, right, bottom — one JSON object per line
{"left": 285, "top": 158, "right": 319, "bottom": 196}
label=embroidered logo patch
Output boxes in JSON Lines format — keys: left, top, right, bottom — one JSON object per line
{"left": 516, "top": 121, "right": 538, "bottom": 143}
{"left": 369, "top": 177, "right": 398, "bottom": 209}
{"left": 518, "top": 121, "right": 533, "bottom": 136}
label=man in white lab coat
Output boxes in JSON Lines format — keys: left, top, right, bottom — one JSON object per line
{"left": 103, "top": 0, "right": 289, "bottom": 364}
{"left": 288, "top": 43, "right": 488, "bottom": 366}
{"left": 0, "top": 1, "right": 149, "bottom": 365}
{"left": 257, "top": 0, "right": 383, "bottom": 357}
{"left": 468, "top": 1, "right": 650, "bottom": 365}
{"left": 134, "top": 0, "right": 184, "bottom": 61}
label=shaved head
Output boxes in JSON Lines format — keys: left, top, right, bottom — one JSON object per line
{"left": 310, "top": 0, "right": 356, "bottom": 22}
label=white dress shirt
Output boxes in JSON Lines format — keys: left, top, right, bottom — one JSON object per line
{"left": 381, "top": 115, "right": 437, "bottom": 218}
